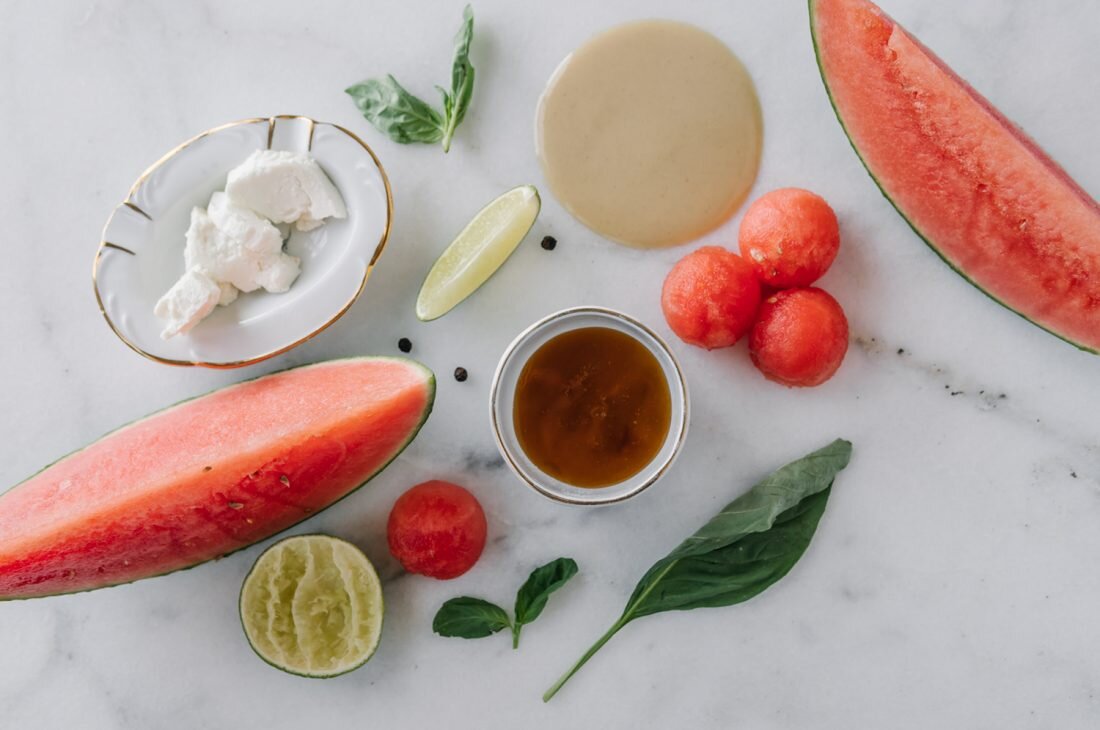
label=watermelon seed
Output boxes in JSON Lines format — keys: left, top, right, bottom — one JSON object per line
{"left": 228, "top": 502, "right": 244, "bottom": 510}
{"left": 280, "top": 475, "right": 291, "bottom": 487}
{"left": 202, "top": 466, "right": 212, "bottom": 472}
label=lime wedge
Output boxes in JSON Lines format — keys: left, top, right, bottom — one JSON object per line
{"left": 239, "top": 535, "right": 384, "bottom": 678}
{"left": 416, "top": 185, "right": 541, "bottom": 321}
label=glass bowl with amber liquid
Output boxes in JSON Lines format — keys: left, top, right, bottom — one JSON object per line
{"left": 491, "top": 307, "right": 688, "bottom": 505}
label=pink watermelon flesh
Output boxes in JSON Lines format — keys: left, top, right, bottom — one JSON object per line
{"left": 811, "top": 0, "right": 1100, "bottom": 352}
{"left": 0, "top": 357, "right": 434, "bottom": 599}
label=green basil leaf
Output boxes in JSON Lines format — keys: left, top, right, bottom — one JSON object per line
{"left": 625, "top": 439, "right": 851, "bottom": 617}
{"left": 450, "top": 56, "right": 475, "bottom": 129}
{"left": 543, "top": 439, "right": 852, "bottom": 701}
{"left": 441, "top": 4, "right": 475, "bottom": 152}
{"left": 435, "top": 84, "right": 454, "bottom": 123}
{"left": 625, "top": 487, "right": 831, "bottom": 618}
{"left": 432, "top": 596, "right": 511, "bottom": 639}
{"left": 345, "top": 75, "right": 444, "bottom": 145}
{"left": 449, "top": 5, "right": 475, "bottom": 121}
{"left": 511, "top": 558, "right": 578, "bottom": 647}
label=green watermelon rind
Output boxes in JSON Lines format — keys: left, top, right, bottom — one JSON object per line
{"left": 807, "top": 0, "right": 1098, "bottom": 355}
{"left": 238, "top": 534, "right": 385, "bottom": 679}
{"left": 0, "top": 356, "right": 436, "bottom": 601}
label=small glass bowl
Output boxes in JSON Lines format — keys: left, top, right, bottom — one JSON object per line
{"left": 490, "top": 306, "right": 689, "bottom": 505}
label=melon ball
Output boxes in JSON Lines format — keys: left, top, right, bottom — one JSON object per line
{"left": 387, "top": 481, "right": 487, "bottom": 579}
{"left": 661, "top": 246, "right": 761, "bottom": 350}
{"left": 739, "top": 188, "right": 840, "bottom": 288}
{"left": 749, "top": 287, "right": 849, "bottom": 387}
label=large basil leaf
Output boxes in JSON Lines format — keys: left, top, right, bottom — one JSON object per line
{"left": 543, "top": 439, "right": 852, "bottom": 701}
{"left": 626, "top": 439, "right": 850, "bottom": 617}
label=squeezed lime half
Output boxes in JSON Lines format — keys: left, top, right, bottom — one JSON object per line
{"left": 416, "top": 185, "right": 541, "bottom": 321}
{"left": 239, "top": 535, "right": 384, "bottom": 678}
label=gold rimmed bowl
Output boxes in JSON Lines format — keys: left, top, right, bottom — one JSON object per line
{"left": 93, "top": 115, "right": 392, "bottom": 368}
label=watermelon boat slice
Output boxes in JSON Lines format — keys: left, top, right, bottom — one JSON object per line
{"left": 0, "top": 357, "right": 434, "bottom": 600}
{"left": 810, "top": 0, "right": 1100, "bottom": 352}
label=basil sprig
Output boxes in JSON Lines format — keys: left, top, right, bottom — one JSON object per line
{"left": 542, "top": 439, "right": 852, "bottom": 702}
{"left": 345, "top": 5, "right": 475, "bottom": 153}
{"left": 434, "top": 557, "right": 578, "bottom": 649}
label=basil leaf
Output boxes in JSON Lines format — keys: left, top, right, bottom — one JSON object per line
{"left": 625, "top": 487, "right": 831, "bottom": 618}
{"left": 626, "top": 439, "right": 850, "bottom": 617}
{"left": 345, "top": 75, "right": 444, "bottom": 145}
{"left": 511, "top": 558, "right": 578, "bottom": 648}
{"left": 433, "top": 597, "right": 511, "bottom": 639}
{"left": 543, "top": 439, "right": 852, "bottom": 701}
{"left": 344, "top": 5, "right": 475, "bottom": 152}
{"left": 441, "top": 4, "right": 475, "bottom": 152}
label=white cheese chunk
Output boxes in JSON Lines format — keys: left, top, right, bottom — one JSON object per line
{"left": 255, "top": 252, "right": 301, "bottom": 293}
{"left": 207, "top": 192, "right": 283, "bottom": 256}
{"left": 183, "top": 207, "right": 300, "bottom": 294}
{"left": 225, "top": 150, "right": 347, "bottom": 231}
{"left": 154, "top": 268, "right": 221, "bottom": 339}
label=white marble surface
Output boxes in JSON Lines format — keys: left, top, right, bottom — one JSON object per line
{"left": 1, "top": 0, "right": 1098, "bottom": 727}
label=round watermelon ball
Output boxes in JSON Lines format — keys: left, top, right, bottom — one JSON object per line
{"left": 749, "top": 288, "right": 849, "bottom": 387}
{"left": 387, "top": 480, "right": 487, "bottom": 579}
{"left": 739, "top": 188, "right": 840, "bottom": 288}
{"left": 661, "top": 246, "right": 761, "bottom": 350}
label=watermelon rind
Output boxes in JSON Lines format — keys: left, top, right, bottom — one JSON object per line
{"left": 0, "top": 356, "right": 436, "bottom": 601}
{"left": 808, "top": 0, "right": 1098, "bottom": 355}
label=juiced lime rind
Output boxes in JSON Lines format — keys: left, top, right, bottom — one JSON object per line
{"left": 0, "top": 356, "right": 434, "bottom": 602}
{"left": 240, "top": 534, "right": 384, "bottom": 678}
{"left": 416, "top": 185, "right": 541, "bottom": 321}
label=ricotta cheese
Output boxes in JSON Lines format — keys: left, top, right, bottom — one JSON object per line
{"left": 225, "top": 150, "right": 347, "bottom": 232}
{"left": 154, "top": 150, "right": 346, "bottom": 339}
{"left": 183, "top": 203, "right": 300, "bottom": 295}
{"left": 154, "top": 268, "right": 221, "bottom": 339}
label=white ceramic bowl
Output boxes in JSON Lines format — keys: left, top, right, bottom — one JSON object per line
{"left": 93, "top": 115, "right": 392, "bottom": 368}
{"left": 490, "top": 307, "right": 689, "bottom": 505}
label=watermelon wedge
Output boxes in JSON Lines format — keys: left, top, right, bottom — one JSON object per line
{"left": 810, "top": 0, "right": 1100, "bottom": 353}
{"left": 0, "top": 357, "right": 434, "bottom": 600}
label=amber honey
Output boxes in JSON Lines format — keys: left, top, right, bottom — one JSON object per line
{"left": 513, "top": 327, "right": 672, "bottom": 488}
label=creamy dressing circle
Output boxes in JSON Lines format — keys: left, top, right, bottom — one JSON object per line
{"left": 536, "top": 20, "right": 763, "bottom": 248}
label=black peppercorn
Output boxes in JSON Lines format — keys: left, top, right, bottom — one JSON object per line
{"left": 398, "top": 337, "right": 412, "bottom": 353}
{"left": 540, "top": 235, "right": 557, "bottom": 251}
{"left": 454, "top": 367, "right": 468, "bottom": 382}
